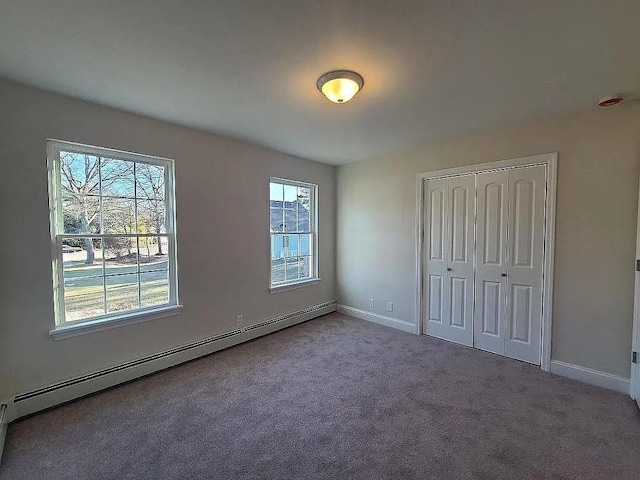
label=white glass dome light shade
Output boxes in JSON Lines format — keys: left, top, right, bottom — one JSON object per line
{"left": 316, "top": 70, "right": 364, "bottom": 104}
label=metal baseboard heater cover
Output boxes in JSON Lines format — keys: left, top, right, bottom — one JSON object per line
{"left": 14, "top": 301, "right": 336, "bottom": 403}
{"left": 245, "top": 302, "right": 331, "bottom": 331}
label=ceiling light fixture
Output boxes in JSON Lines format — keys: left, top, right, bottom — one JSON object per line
{"left": 316, "top": 70, "right": 364, "bottom": 104}
{"left": 598, "top": 95, "right": 624, "bottom": 107}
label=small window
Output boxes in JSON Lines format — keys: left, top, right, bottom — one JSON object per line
{"left": 47, "top": 140, "right": 179, "bottom": 327}
{"left": 269, "top": 178, "right": 318, "bottom": 289}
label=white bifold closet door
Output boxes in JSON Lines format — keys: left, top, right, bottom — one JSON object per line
{"left": 474, "top": 165, "right": 546, "bottom": 364}
{"left": 424, "top": 175, "right": 475, "bottom": 346}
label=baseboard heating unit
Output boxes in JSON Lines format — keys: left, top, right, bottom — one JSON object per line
{"left": 8, "top": 301, "right": 337, "bottom": 422}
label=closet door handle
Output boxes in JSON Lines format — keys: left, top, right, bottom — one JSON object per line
{"left": 501, "top": 273, "right": 507, "bottom": 277}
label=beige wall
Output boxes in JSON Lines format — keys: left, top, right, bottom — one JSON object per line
{"left": 1, "top": 76, "right": 638, "bottom": 401}
{"left": 337, "top": 105, "right": 640, "bottom": 378}
{"left": 0, "top": 80, "right": 335, "bottom": 401}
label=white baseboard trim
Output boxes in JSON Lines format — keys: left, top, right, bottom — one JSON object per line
{"left": 0, "top": 403, "right": 8, "bottom": 465}
{"left": 337, "top": 304, "right": 416, "bottom": 334}
{"left": 5, "top": 301, "right": 336, "bottom": 424}
{"left": 550, "top": 360, "right": 630, "bottom": 394}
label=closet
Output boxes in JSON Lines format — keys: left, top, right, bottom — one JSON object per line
{"left": 422, "top": 158, "right": 553, "bottom": 366}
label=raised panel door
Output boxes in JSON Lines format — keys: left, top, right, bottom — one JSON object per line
{"left": 504, "top": 166, "right": 546, "bottom": 364}
{"left": 424, "top": 179, "right": 450, "bottom": 333}
{"left": 424, "top": 175, "right": 474, "bottom": 346}
{"left": 474, "top": 171, "right": 509, "bottom": 355}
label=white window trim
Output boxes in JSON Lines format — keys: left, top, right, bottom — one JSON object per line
{"left": 269, "top": 278, "right": 321, "bottom": 294}
{"left": 47, "top": 139, "right": 180, "bottom": 336}
{"left": 269, "top": 177, "right": 319, "bottom": 291}
{"left": 49, "top": 305, "right": 183, "bottom": 340}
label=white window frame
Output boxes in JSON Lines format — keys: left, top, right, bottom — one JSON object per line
{"left": 269, "top": 177, "right": 319, "bottom": 292}
{"left": 47, "top": 139, "right": 180, "bottom": 339}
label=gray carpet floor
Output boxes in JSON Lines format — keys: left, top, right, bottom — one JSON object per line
{"left": 1, "top": 313, "right": 639, "bottom": 479}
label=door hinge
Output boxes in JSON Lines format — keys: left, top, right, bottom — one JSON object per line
{"left": 633, "top": 351, "right": 638, "bottom": 364}
{"left": 636, "top": 259, "right": 640, "bottom": 272}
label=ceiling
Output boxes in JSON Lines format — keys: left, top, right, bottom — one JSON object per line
{"left": 1, "top": 1, "right": 639, "bottom": 165}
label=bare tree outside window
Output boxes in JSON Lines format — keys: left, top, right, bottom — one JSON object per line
{"left": 135, "top": 163, "right": 166, "bottom": 255}
{"left": 59, "top": 152, "right": 133, "bottom": 264}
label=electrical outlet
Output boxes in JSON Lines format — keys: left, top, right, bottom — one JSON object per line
{"left": 368, "top": 298, "right": 374, "bottom": 308}
{"left": 386, "top": 301, "right": 394, "bottom": 312}
{"left": 236, "top": 314, "right": 244, "bottom": 326}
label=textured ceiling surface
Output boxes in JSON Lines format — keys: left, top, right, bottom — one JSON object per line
{"left": 1, "top": 1, "right": 639, "bottom": 164}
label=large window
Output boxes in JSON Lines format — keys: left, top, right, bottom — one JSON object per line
{"left": 48, "top": 140, "right": 179, "bottom": 328}
{"left": 269, "top": 178, "right": 318, "bottom": 289}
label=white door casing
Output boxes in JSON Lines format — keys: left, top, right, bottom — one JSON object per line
{"left": 631, "top": 170, "right": 640, "bottom": 404}
{"left": 424, "top": 175, "right": 475, "bottom": 346}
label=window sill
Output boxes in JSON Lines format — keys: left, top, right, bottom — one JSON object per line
{"left": 270, "top": 278, "right": 321, "bottom": 294}
{"left": 49, "top": 305, "right": 183, "bottom": 340}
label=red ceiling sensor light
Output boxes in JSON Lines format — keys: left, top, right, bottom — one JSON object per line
{"left": 598, "top": 95, "right": 624, "bottom": 107}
